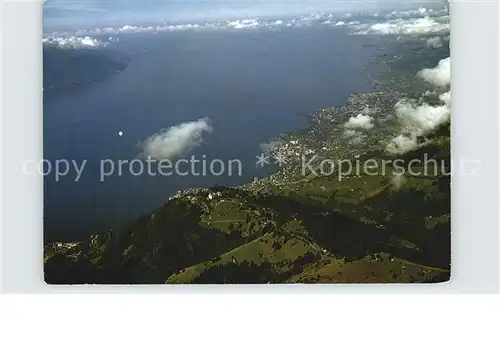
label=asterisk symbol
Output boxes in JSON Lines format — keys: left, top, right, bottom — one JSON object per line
{"left": 274, "top": 154, "right": 287, "bottom": 167}
{"left": 256, "top": 153, "right": 270, "bottom": 168}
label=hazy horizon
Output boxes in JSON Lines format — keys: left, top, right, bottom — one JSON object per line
{"left": 44, "top": 0, "right": 445, "bottom": 29}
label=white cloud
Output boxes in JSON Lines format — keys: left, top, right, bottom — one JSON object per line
{"left": 439, "top": 91, "right": 451, "bottom": 106}
{"left": 45, "top": 9, "right": 449, "bottom": 41}
{"left": 42, "top": 36, "right": 111, "bottom": 49}
{"left": 322, "top": 20, "right": 359, "bottom": 27}
{"left": 343, "top": 113, "right": 374, "bottom": 144}
{"left": 44, "top": 13, "right": 331, "bottom": 39}
{"left": 228, "top": 19, "right": 260, "bottom": 29}
{"left": 425, "top": 36, "right": 443, "bottom": 48}
{"left": 44, "top": 8, "right": 450, "bottom": 43}
{"left": 417, "top": 57, "right": 450, "bottom": 88}
{"left": 395, "top": 100, "right": 450, "bottom": 132}
{"left": 384, "top": 7, "right": 448, "bottom": 20}
{"left": 386, "top": 96, "right": 450, "bottom": 154}
{"left": 343, "top": 129, "right": 364, "bottom": 145}
{"left": 386, "top": 134, "right": 419, "bottom": 155}
{"left": 344, "top": 114, "right": 374, "bottom": 130}
{"left": 387, "top": 57, "right": 451, "bottom": 154}
{"left": 140, "top": 117, "right": 213, "bottom": 160}
{"left": 352, "top": 16, "right": 449, "bottom": 36}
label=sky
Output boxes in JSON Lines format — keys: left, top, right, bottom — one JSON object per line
{"left": 44, "top": 0, "right": 445, "bottom": 29}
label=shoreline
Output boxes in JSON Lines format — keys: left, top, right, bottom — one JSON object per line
{"left": 44, "top": 87, "right": 389, "bottom": 246}
{"left": 44, "top": 53, "right": 389, "bottom": 246}
{"left": 44, "top": 31, "right": 447, "bottom": 246}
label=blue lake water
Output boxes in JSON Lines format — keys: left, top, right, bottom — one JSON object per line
{"left": 43, "top": 25, "right": 376, "bottom": 241}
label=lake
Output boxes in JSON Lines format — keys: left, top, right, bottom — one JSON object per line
{"left": 43, "top": 25, "right": 376, "bottom": 242}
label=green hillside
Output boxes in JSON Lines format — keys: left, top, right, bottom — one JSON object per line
{"left": 44, "top": 119, "right": 450, "bottom": 284}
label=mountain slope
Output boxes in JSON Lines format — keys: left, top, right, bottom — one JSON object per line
{"left": 44, "top": 120, "right": 450, "bottom": 284}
